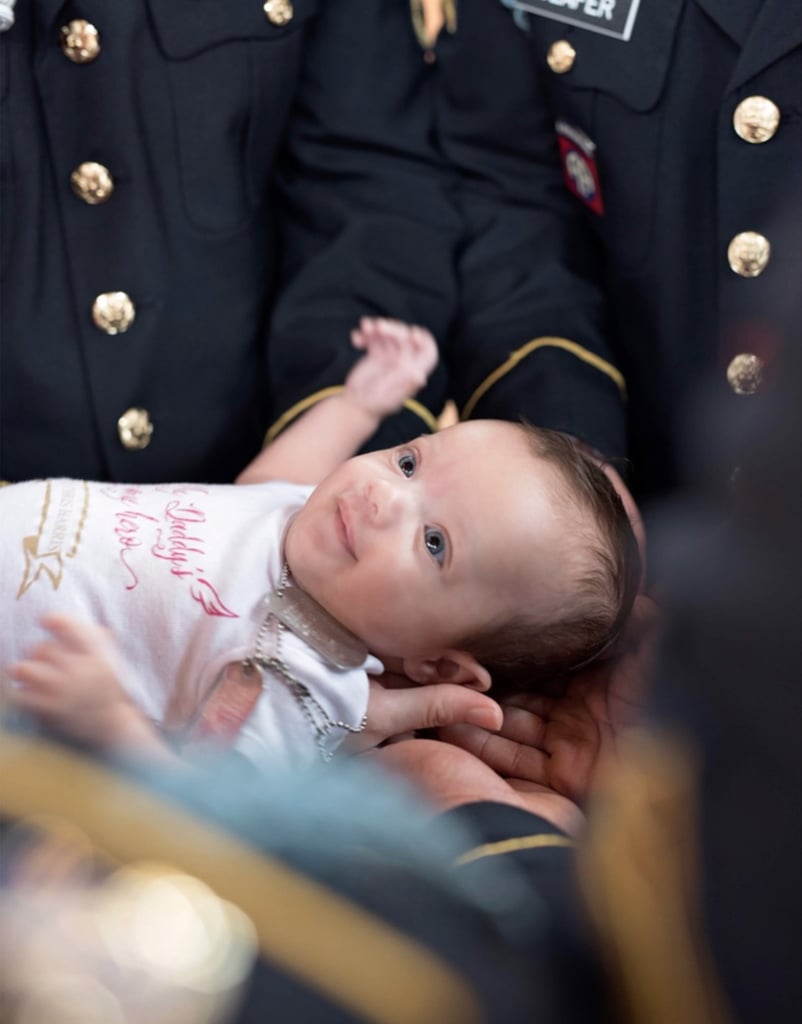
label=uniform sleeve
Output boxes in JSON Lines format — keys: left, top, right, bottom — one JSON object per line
{"left": 264, "top": 0, "right": 460, "bottom": 450}
{"left": 445, "top": 801, "right": 575, "bottom": 892}
{"left": 435, "top": 2, "right": 627, "bottom": 460}
{"left": 444, "top": 801, "right": 606, "bottom": 1018}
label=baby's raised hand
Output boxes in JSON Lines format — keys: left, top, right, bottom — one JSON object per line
{"left": 4, "top": 614, "right": 137, "bottom": 746}
{"left": 346, "top": 317, "right": 438, "bottom": 418}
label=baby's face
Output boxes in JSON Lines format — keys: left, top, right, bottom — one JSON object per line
{"left": 284, "top": 421, "right": 582, "bottom": 662}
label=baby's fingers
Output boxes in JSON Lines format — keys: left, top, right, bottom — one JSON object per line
{"left": 39, "top": 614, "right": 115, "bottom": 659}
{"left": 5, "top": 657, "right": 65, "bottom": 696}
{"left": 408, "top": 325, "right": 439, "bottom": 373}
{"left": 353, "top": 317, "right": 384, "bottom": 349}
{"left": 350, "top": 327, "right": 367, "bottom": 351}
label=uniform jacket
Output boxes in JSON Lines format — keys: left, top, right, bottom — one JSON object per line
{"left": 0, "top": 0, "right": 458, "bottom": 483}
{"left": 437, "top": 0, "right": 801, "bottom": 503}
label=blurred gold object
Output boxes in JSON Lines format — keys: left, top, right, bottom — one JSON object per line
{"left": 0, "top": 730, "right": 483, "bottom": 1024}
{"left": 0, "top": 856, "right": 257, "bottom": 1024}
{"left": 263, "top": 0, "right": 293, "bottom": 26}
{"left": 92, "top": 291, "right": 135, "bottom": 334}
{"left": 726, "top": 353, "right": 764, "bottom": 396}
{"left": 727, "top": 231, "right": 770, "bottom": 277}
{"left": 579, "top": 731, "right": 733, "bottom": 1024}
{"left": 71, "top": 162, "right": 115, "bottom": 205}
{"left": 410, "top": 0, "right": 457, "bottom": 49}
{"left": 547, "top": 40, "right": 576, "bottom": 74}
{"left": 60, "top": 20, "right": 100, "bottom": 63}
{"left": 732, "top": 96, "right": 780, "bottom": 144}
{"left": 117, "top": 408, "right": 154, "bottom": 451}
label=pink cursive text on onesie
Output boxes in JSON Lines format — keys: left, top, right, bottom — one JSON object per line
{"left": 101, "top": 485, "right": 238, "bottom": 617}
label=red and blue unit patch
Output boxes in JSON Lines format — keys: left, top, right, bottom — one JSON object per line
{"left": 555, "top": 119, "right": 604, "bottom": 215}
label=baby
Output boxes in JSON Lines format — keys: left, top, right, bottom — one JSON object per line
{"left": 1, "top": 320, "right": 640, "bottom": 768}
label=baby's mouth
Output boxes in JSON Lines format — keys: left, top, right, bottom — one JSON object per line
{"left": 336, "top": 498, "right": 356, "bottom": 559}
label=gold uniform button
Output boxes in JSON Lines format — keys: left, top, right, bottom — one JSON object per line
{"left": 60, "top": 19, "right": 101, "bottom": 64}
{"left": 118, "top": 408, "right": 154, "bottom": 451}
{"left": 547, "top": 40, "right": 576, "bottom": 74}
{"left": 726, "top": 353, "right": 764, "bottom": 396}
{"left": 70, "top": 162, "right": 115, "bottom": 205}
{"left": 92, "top": 292, "right": 136, "bottom": 335}
{"left": 733, "top": 96, "right": 781, "bottom": 144}
{"left": 263, "top": 0, "right": 293, "bottom": 26}
{"left": 727, "top": 231, "right": 771, "bottom": 277}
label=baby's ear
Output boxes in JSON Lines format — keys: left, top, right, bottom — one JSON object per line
{"left": 403, "top": 651, "right": 492, "bottom": 692}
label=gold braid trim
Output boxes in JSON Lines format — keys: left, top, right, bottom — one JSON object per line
{"left": 264, "top": 388, "right": 438, "bottom": 446}
{"left": 460, "top": 336, "right": 626, "bottom": 421}
{"left": 456, "top": 832, "right": 574, "bottom": 866}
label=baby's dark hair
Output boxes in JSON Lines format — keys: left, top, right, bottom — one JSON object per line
{"left": 459, "top": 424, "right": 641, "bottom": 693}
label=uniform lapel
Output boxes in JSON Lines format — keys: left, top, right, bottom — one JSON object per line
{"left": 729, "top": 0, "right": 802, "bottom": 92}
{"left": 693, "top": 0, "right": 763, "bottom": 46}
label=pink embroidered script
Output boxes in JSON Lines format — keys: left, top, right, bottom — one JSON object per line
{"left": 101, "top": 485, "right": 238, "bottom": 618}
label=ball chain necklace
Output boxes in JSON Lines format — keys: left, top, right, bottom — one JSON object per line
{"left": 194, "top": 565, "right": 368, "bottom": 761}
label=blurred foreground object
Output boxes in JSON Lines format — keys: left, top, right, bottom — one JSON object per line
{"left": 0, "top": 728, "right": 563, "bottom": 1024}
{"left": 580, "top": 343, "right": 802, "bottom": 1023}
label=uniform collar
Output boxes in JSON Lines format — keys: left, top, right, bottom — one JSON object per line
{"left": 696, "top": 0, "right": 802, "bottom": 91}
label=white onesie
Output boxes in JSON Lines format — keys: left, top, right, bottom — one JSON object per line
{"left": 0, "top": 479, "right": 379, "bottom": 766}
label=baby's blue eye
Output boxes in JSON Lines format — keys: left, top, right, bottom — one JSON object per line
{"left": 397, "top": 451, "right": 417, "bottom": 477}
{"left": 424, "top": 527, "right": 446, "bottom": 564}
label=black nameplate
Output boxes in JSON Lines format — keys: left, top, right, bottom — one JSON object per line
{"left": 501, "top": 0, "right": 640, "bottom": 41}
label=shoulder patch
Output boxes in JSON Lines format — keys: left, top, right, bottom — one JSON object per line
{"left": 556, "top": 121, "right": 605, "bottom": 215}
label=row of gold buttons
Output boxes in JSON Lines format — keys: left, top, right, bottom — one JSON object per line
{"left": 59, "top": 3, "right": 295, "bottom": 450}
{"left": 545, "top": 39, "right": 780, "bottom": 397}
{"left": 60, "top": 18, "right": 148, "bottom": 448}
{"left": 722, "top": 94, "right": 777, "bottom": 394}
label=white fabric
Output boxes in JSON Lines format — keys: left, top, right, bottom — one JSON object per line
{"left": 0, "top": 479, "right": 378, "bottom": 766}
{"left": 0, "top": 1, "right": 15, "bottom": 32}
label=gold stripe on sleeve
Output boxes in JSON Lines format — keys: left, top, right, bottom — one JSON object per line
{"left": 265, "top": 386, "right": 345, "bottom": 445}
{"left": 460, "top": 337, "right": 627, "bottom": 421}
{"left": 402, "top": 397, "right": 439, "bottom": 433}
{"left": 456, "top": 833, "right": 574, "bottom": 866}
{"left": 264, "top": 389, "right": 438, "bottom": 446}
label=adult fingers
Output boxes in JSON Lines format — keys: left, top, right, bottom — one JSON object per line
{"left": 438, "top": 722, "right": 551, "bottom": 784}
{"left": 357, "top": 681, "right": 502, "bottom": 752}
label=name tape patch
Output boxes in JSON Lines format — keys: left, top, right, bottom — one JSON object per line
{"left": 501, "top": 0, "right": 640, "bottom": 41}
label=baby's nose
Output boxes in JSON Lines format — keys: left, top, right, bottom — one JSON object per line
{"left": 363, "top": 477, "right": 402, "bottom": 528}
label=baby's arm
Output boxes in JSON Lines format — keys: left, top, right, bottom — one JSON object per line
{"left": 3, "top": 615, "right": 181, "bottom": 766}
{"left": 236, "top": 318, "right": 438, "bottom": 484}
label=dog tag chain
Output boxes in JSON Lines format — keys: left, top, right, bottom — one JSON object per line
{"left": 242, "top": 564, "right": 368, "bottom": 759}
{"left": 261, "top": 578, "right": 368, "bottom": 670}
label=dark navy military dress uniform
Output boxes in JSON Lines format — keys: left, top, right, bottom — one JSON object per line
{"left": 0, "top": 1, "right": 458, "bottom": 483}
{"left": 435, "top": 0, "right": 801, "bottom": 504}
